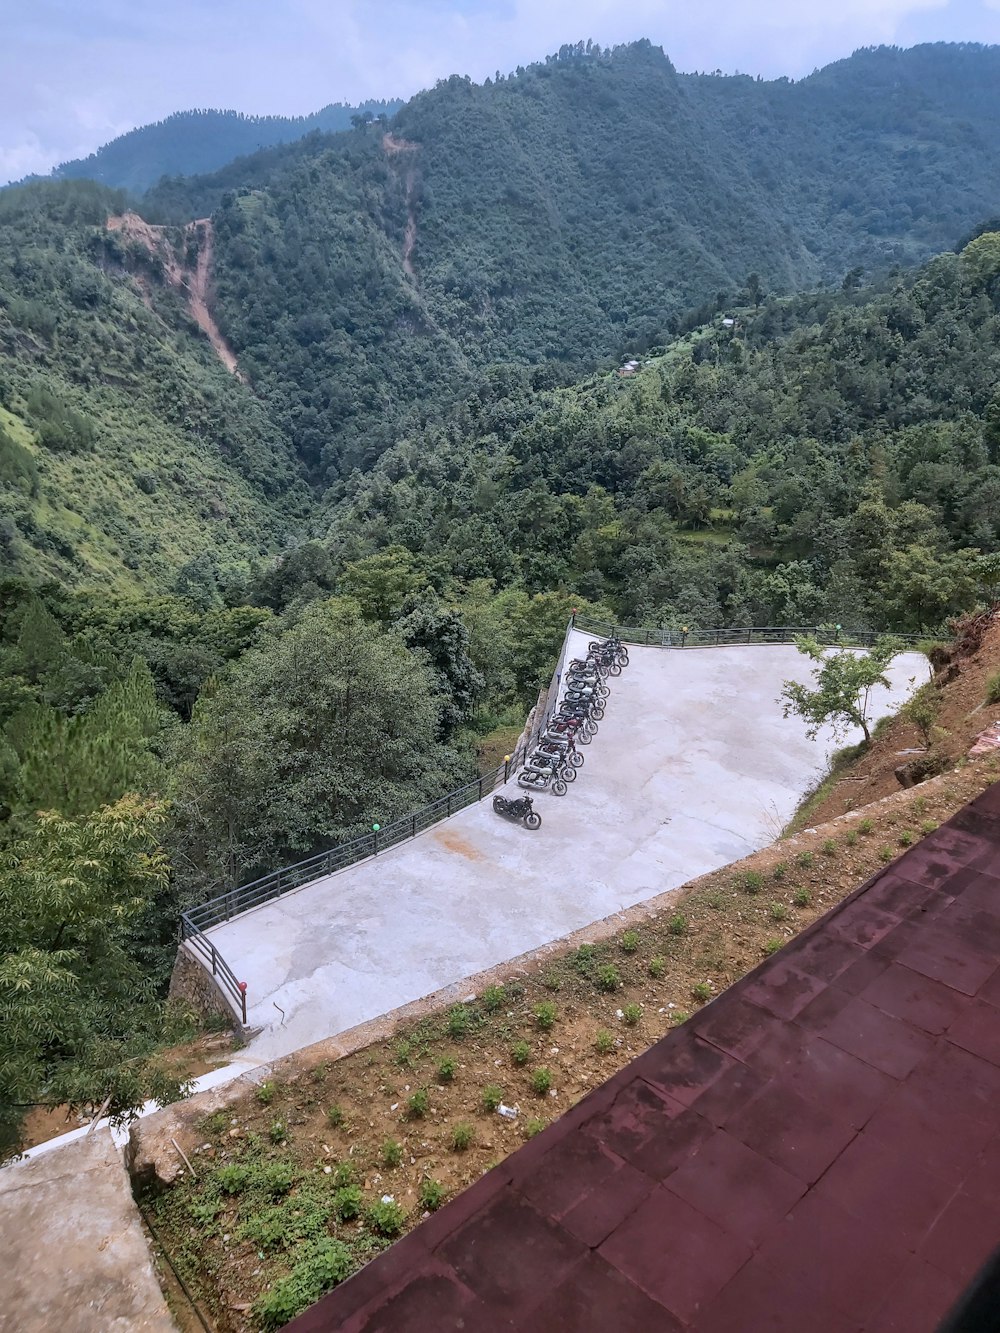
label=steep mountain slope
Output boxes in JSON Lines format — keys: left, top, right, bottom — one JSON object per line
{"left": 144, "top": 40, "right": 1000, "bottom": 481}
{"left": 322, "top": 231, "right": 1000, "bottom": 634}
{"left": 45, "top": 102, "right": 403, "bottom": 195}
{"left": 0, "top": 181, "right": 308, "bottom": 589}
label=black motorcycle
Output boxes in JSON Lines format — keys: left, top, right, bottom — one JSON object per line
{"left": 493, "top": 793, "right": 542, "bottom": 829}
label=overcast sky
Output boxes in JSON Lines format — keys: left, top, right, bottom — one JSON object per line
{"left": 2, "top": 0, "right": 998, "bottom": 185}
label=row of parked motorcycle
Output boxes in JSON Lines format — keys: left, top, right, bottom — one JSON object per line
{"left": 493, "top": 635, "right": 631, "bottom": 830}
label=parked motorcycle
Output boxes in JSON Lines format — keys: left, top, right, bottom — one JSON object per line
{"left": 537, "top": 736, "right": 584, "bottom": 767}
{"left": 517, "top": 766, "right": 568, "bottom": 796}
{"left": 493, "top": 793, "right": 542, "bottom": 829}
{"left": 526, "top": 750, "right": 576, "bottom": 782}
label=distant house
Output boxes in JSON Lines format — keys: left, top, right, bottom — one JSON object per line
{"left": 721, "top": 317, "right": 736, "bottom": 328}
{"left": 618, "top": 359, "right": 640, "bottom": 377}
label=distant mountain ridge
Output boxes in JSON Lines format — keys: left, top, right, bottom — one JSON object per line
{"left": 45, "top": 102, "right": 403, "bottom": 195}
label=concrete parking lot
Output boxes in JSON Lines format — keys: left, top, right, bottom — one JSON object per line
{"left": 207, "top": 633, "right": 928, "bottom": 1061}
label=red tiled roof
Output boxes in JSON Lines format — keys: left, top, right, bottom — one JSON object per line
{"left": 286, "top": 783, "right": 1000, "bottom": 1332}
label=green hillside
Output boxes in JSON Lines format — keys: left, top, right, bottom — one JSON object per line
{"left": 0, "top": 180, "right": 308, "bottom": 591}
{"left": 143, "top": 40, "right": 1000, "bottom": 482}
{"left": 44, "top": 102, "right": 403, "bottom": 195}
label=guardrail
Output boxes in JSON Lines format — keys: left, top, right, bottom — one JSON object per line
{"left": 570, "top": 615, "right": 926, "bottom": 649}
{"left": 179, "top": 918, "right": 248, "bottom": 1024}
{"left": 182, "top": 625, "right": 577, "bottom": 941}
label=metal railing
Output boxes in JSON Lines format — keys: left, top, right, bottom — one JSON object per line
{"left": 571, "top": 614, "right": 926, "bottom": 649}
{"left": 181, "top": 624, "right": 577, "bottom": 939}
{"left": 179, "top": 918, "right": 248, "bottom": 1024}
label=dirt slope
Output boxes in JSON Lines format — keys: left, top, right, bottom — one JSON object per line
{"left": 806, "top": 611, "right": 1000, "bottom": 825}
{"left": 107, "top": 212, "right": 243, "bottom": 377}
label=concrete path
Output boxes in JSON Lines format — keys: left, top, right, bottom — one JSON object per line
{"left": 0, "top": 1127, "right": 175, "bottom": 1332}
{"left": 207, "top": 634, "right": 928, "bottom": 1061}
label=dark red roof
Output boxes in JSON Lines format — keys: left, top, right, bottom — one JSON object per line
{"left": 287, "top": 783, "right": 1000, "bottom": 1332}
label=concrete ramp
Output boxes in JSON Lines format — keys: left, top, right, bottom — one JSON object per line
{"left": 207, "top": 633, "right": 927, "bottom": 1061}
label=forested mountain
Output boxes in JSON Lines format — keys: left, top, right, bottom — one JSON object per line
{"left": 3, "top": 38, "right": 1000, "bottom": 1153}
{"left": 140, "top": 39, "right": 1000, "bottom": 480}
{"left": 0, "top": 180, "right": 308, "bottom": 590}
{"left": 44, "top": 102, "right": 403, "bottom": 195}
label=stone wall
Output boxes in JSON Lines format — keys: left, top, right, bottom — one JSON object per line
{"left": 167, "top": 944, "right": 242, "bottom": 1034}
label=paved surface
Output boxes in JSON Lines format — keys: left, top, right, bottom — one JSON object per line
{"left": 287, "top": 780, "right": 1000, "bottom": 1333}
{"left": 208, "top": 633, "right": 927, "bottom": 1060}
{"left": 0, "top": 1127, "right": 175, "bottom": 1332}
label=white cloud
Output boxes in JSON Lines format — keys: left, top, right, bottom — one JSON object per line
{"left": 0, "top": 0, "right": 996, "bottom": 185}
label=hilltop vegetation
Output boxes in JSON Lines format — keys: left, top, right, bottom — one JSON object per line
{"left": 144, "top": 40, "right": 1000, "bottom": 477}
{"left": 42, "top": 102, "right": 402, "bottom": 196}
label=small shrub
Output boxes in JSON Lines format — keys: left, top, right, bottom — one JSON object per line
{"left": 530, "top": 1067, "right": 553, "bottom": 1095}
{"left": 418, "top": 1178, "right": 446, "bottom": 1212}
{"left": 594, "top": 1028, "right": 614, "bottom": 1054}
{"left": 406, "top": 1088, "right": 429, "bottom": 1119}
{"left": 691, "top": 982, "right": 712, "bottom": 1004}
{"left": 879, "top": 845, "right": 895, "bottom": 864}
{"left": 668, "top": 915, "right": 687, "bottom": 937}
{"left": 437, "top": 1057, "right": 456, "bottom": 1083}
{"left": 253, "top": 1238, "right": 353, "bottom": 1331}
{"left": 325, "top": 1104, "right": 344, "bottom": 1128}
{"left": 845, "top": 830, "right": 858, "bottom": 847}
{"left": 331, "top": 1161, "right": 355, "bottom": 1188}
{"left": 268, "top": 1119, "right": 286, "bottom": 1144}
{"left": 858, "top": 818, "right": 874, "bottom": 834}
{"left": 510, "top": 1040, "right": 531, "bottom": 1066}
{"left": 921, "top": 819, "right": 938, "bottom": 835}
{"left": 542, "top": 970, "right": 562, "bottom": 992}
{"left": 821, "top": 838, "right": 837, "bottom": 857}
{"left": 480, "top": 984, "right": 505, "bottom": 1012}
{"left": 648, "top": 956, "right": 665, "bottom": 978}
{"left": 622, "top": 1003, "right": 641, "bottom": 1026}
{"left": 793, "top": 888, "right": 812, "bottom": 908}
{"left": 481, "top": 1084, "right": 504, "bottom": 1112}
{"left": 620, "top": 929, "right": 640, "bottom": 953}
{"left": 742, "top": 870, "right": 764, "bottom": 894}
{"left": 772, "top": 861, "right": 789, "bottom": 882}
{"left": 671, "top": 1010, "right": 691, "bottom": 1025}
{"left": 764, "top": 938, "right": 784, "bottom": 956}
{"left": 447, "top": 1004, "right": 472, "bottom": 1038}
{"left": 769, "top": 902, "right": 789, "bottom": 922}
{"left": 332, "top": 1185, "right": 362, "bottom": 1221}
{"left": 524, "top": 1118, "right": 546, "bottom": 1139}
{"left": 899, "top": 830, "right": 915, "bottom": 847}
{"left": 596, "top": 964, "right": 621, "bottom": 992}
{"left": 986, "top": 670, "right": 1000, "bottom": 705}
{"left": 394, "top": 1039, "right": 413, "bottom": 1068}
{"left": 366, "top": 1199, "right": 405, "bottom": 1237}
{"left": 534, "top": 1001, "right": 557, "bottom": 1031}
{"left": 450, "top": 1122, "right": 474, "bottom": 1152}
{"left": 256, "top": 1080, "right": 276, "bottom": 1105}
{"left": 706, "top": 893, "right": 724, "bottom": 909}
{"left": 310, "top": 1064, "right": 328, "bottom": 1084}
{"left": 215, "top": 1164, "right": 250, "bottom": 1194}
{"left": 382, "top": 1138, "right": 403, "bottom": 1168}
{"left": 796, "top": 851, "right": 814, "bottom": 868}
{"left": 573, "top": 944, "right": 595, "bottom": 972}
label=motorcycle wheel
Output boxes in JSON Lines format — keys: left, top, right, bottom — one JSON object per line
{"left": 570, "top": 752, "right": 584, "bottom": 768}
{"left": 609, "top": 662, "right": 622, "bottom": 677}
{"left": 578, "top": 730, "right": 592, "bottom": 744}
{"left": 591, "top": 704, "right": 605, "bottom": 720}
{"left": 492, "top": 796, "right": 504, "bottom": 813}
{"left": 598, "top": 685, "right": 611, "bottom": 698}
{"left": 525, "top": 811, "right": 542, "bottom": 830}
{"left": 562, "top": 766, "right": 576, "bottom": 782}
{"left": 553, "top": 779, "right": 567, "bottom": 796}
{"left": 618, "top": 651, "right": 629, "bottom": 665}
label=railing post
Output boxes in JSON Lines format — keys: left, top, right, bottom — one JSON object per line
{"left": 447, "top": 793, "right": 452, "bottom": 817}
{"left": 478, "top": 775, "right": 484, "bottom": 800}
{"left": 412, "top": 814, "right": 416, "bottom": 838}
{"left": 504, "top": 754, "right": 510, "bottom": 782}
{"left": 211, "top": 945, "right": 218, "bottom": 976}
